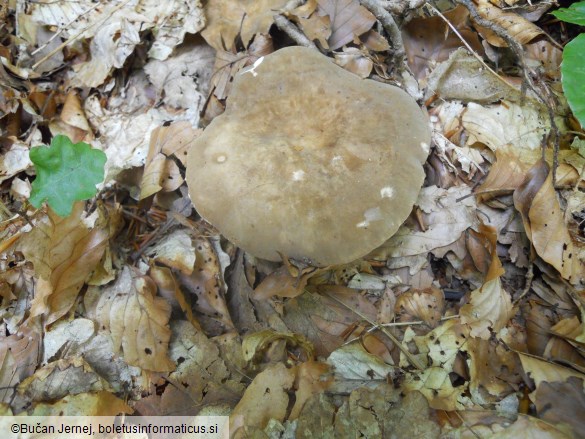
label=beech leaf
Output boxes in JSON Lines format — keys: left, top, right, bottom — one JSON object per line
{"left": 29, "top": 135, "right": 106, "bottom": 217}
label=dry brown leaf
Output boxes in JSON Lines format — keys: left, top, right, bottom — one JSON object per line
{"left": 179, "top": 237, "right": 235, "bottom": 330}
{"left": 535, "top": 377, "right": 585, "bottom": 438}
{"left": 20, "top": 202, "right": 108, "bottom": 326}
{"left": 139, "top": 124, "right": 186, "bottom": 200}
{"left": 137, "top": 321, "right": 244, "bottom": 415}
{"left": 316, "top": 0, "right": 375, "bottom": 50}
{"left": 150, "top": 265, "right": 202, "bottom": 331}
{"left": 201, "top": 0, "right": 289, "bottom": 51}
{"left": 464, "top": 337, "right": 523, "bottom": 405}
{"left": 475, "top": 0, "right": 545, "bottom": 48}
{"left": 476, "top": 149, "right": 536, "bottom": 200}
{"left": 514, "top": 160, "right": 585, "bottom": 286}
{"left": 0, "top": 324, "right": 40, "bottom": 403}
{"left": 242, "top": 329, "right": 314, "bottom": 364}
{"left": 148, "top": 229, "right": 196, "bottom": 275}
{"left": 290, "top": 0, "right": 331, "bottom": 48}
{"left": 519, "top": 353, "right": 585, "bottom": 391}
{"left": 290, "top": 361, "right": 332, "bottom": 420}
{"left": 230, "top": 362, "right": 295, "bottom": 434}
{"left": 460, "top": 224, "right": 514, "bottom": 339}
{"left": 253, "top": 265, "right": 320, "bottom": 300}
{"left": 27, "top": 391, "right": 132, "bottom": 416}
{"left": 402, "top": 5, "right": 484, "bottom": 80}
{"left": 159, "top": 121, "right": 202, "bottom": 167}
{"left": 14, "top": 357, "right": 112, "bottom": 410}
{"left": 525, "top": 301, "right": 555, "bottom": 357}
{"left": 544, "top": 317, "right": 585, "bottom": 368}
{"left": 334, "top": 48, "right": 373, "bottom": 78}
{"left": 49, "top": 91, "right": 94, "bottom": 143}
{"left": 395, "top": 287, "right": 445, "bottom": 328}
{"left": 88, "top": 267, "right": 175, "bottom": 372}
{"left": 283, "top": 289, "right": 375, "bottom": 357}
{"left": 381, "top": 185, "right": 477, "bottom": 258}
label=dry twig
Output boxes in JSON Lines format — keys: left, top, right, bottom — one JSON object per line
{"left": 273, "top": 14, "right": 318, "bottom": 50}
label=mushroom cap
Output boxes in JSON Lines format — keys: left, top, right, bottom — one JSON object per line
{"left": 187, "top": 47, "right": 430, "bottom": 266}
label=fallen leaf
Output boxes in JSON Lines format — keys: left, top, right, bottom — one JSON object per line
{"left": 395, "top": 287, "right": 445, "bottom": 328}
{"left": 13, "top": 357, "right": 112, "bottom": 412}
{"left": 402, "top": 5, "right": 484, "bottom": 80}
{"left": 290, "top": 361, "right": 332, "bottom": 419}
{"left": 316, "top": 0, "right": 375, "bottom": 50}
{"left": 26, "top": 391, "right": 132, "bottom": 416}
{"left": 150, "top": 265, "right": 202, "bottom": 331}
{"left": 460, "top": 224, "right": 514, "bottom": 339}
{"left": 230, "top": 363, "right": 295, "bottom": 434}
{"left": 86, "top": 266, "right": 175, "bottom": 372}
{"left": 327, "top": 342, "right": 396, "bottom": 381}
{"left": 178, "top": 237, "right": 235, "bottom": 330}
{"left": 514, "top": 160, "right": 585, "bottom": 286}
{"left": 535, "top": 377, "right": 585, "bottom": 438}
{"left": 242, "top": 329, "right": 314, "bottom": 364}
{"left": 148, "top": 229, "right": 196, "bottom": 275}
{"left": 201, "top": 0, "right": 289, "bottom": 51}
{"left": 0, "top": 324, "right": 40, "bottom": 403}
{"left": 475, "top": 0, "right": 545, "bottom": 47}
{"left": 20, "top": 202, "right": 108, "bottom": 325}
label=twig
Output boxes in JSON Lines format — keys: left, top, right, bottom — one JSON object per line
{"left": 359, "top": 0, "right": 406, "bottom": 71}
{"left": 425, "top": 2, "right": 513, "bottom": 91}
{"left": 453, "top": 0, "right": 560, "bottom": 186}
{"left": 513, "top": 263, "right": 534, "bottom": 305}
{"left": 273, "top": 14, "right": 318, "bottom": 49}
{"left": 31, "top": 1, "right": 102, "bottom": 56}
{"left": 324, "top": 292, "right": 426, "bottom": 370}
{"left": 32, "top": 0, "right": 133, "bottom": 71}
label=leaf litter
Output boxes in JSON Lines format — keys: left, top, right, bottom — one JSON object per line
{"left": 0, "top": 0, "right": 584, "bottom": 437}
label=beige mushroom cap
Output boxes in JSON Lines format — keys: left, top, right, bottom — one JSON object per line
{"left": 187, "top": 47, "right": 431, "bottom": 266}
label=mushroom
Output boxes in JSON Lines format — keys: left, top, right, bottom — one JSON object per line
{"left": 186, "top": 47, "right": 430, "bottom": 266}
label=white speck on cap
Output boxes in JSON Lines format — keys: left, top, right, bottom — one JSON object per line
{"left": 380, "top": 186, "right": 394, "bottom": 198}
{"left": 292, "top": 170, "right": 305, "bottom": 181}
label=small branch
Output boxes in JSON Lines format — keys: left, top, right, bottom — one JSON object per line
{"left": 453, "top": 0, "right": 560, "bottom": 185}
{"left": 360, "top": 0, "right": 406, "bottom": 71}
{"left": 32, "top": 0, "right": 133, "bottom": 71}
{"left": 273, "top": 14, "right": 318, "bottom": 50}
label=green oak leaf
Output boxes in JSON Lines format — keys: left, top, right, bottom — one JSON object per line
{"left": 551, "top": 2, "right": 585, "bottom": 26}
{"left": 29, "top": 135, "right": 107, "bottom": 217}
{"left": 561, "top": 33, "right": 585, "bottom": 130}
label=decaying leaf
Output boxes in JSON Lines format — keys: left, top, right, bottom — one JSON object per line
{"left": 0, "top": 324, "right": 40, "bottom": 403}
{"left": 230, "top": 363, "right": 295, "bottom": 434}
{"left": 148, "top": 229, "right": 196, "bottom": 275}
{"left": 514, "top": 160, "right": 585, "bottom": 286}
{"left": 242, "top": 329, "right": 314, "bottom": 364}
{"left": 460, "top": 224, "right": 514, "bottom": 338}
{"left": 402, "top": 5, "right": 484, "bottom": 80}
{"left": 395, "top": 287, "right": 445, "bottom": 328}
{"left": 316, "top": 0, "right": 375, "bottom": 50}
{"left": 138, "top": 321, "right": 244, "bottom": 415}
{"left": 178, "top": 237, "right": 234, "bottom": 330}
{"left": 86, "top": 267, "right": 174, "bottom": 372}
{"left": 26, "top": 391, "right": 132, "bottom": 416}
{"left": 19, "top": 202, "right": 108, "bottom": 326}
{"left": 474, "top": 0, "right": 545, "bottom": 47}
{"left": 13, "top": 357, "right": 112, "bottom": 412}
{"left": 201, "top": 0, "right": 289, "bottom": 50}
{"left": 535, "top": 377, "right": 585, "bottom": 438}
